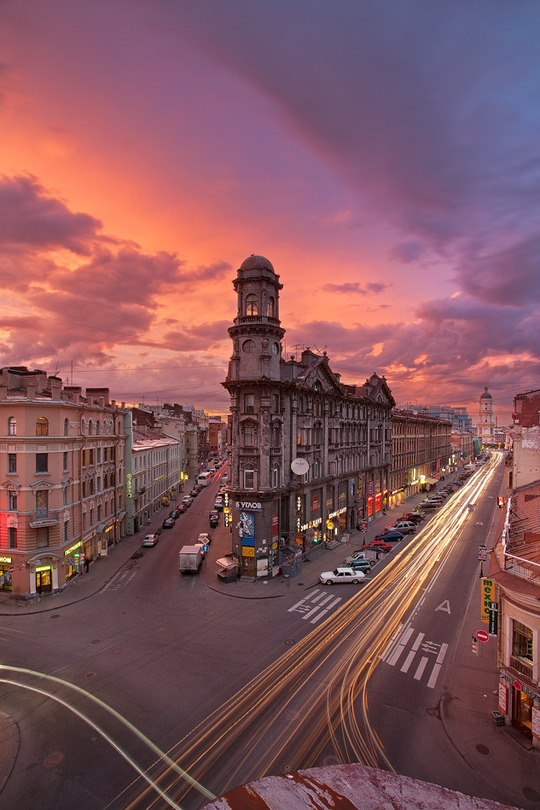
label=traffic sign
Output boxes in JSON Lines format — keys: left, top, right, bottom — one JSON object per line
{"left": 8, "top": 566, "right": 14, "bottom": 573}
{"left": 202, "top": 544, "right": 209, "bottom": 552}
{"left": 476, "top": 630, "right": 489, "bottom": 642}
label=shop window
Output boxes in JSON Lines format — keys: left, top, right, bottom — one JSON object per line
{"left": 8, "top": 491, "right": 17, "bottom": 511}
{"left": 245, "top": 293, "right": 258, "bottom": 316}
{"left": 36, "top": 417, "right": 48, "bottom": 436}
{"left": 36, "top": 453, "right": 48, "bottom": 473}
{"left": 8, "top": 417, "right": 16, "bottom": 436}
{"left": 8, "top": 453, "right": 16, "bottom": 473}
{"left": 8, "top": 527, "right": 17, "bottom": 549}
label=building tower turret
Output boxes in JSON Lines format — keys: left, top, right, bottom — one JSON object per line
{"left": 478, "top": 386, "right": 494, "bottom": 445}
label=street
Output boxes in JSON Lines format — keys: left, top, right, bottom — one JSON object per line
{"left": 1, "top": 456, "right": 536, "bottom": 809}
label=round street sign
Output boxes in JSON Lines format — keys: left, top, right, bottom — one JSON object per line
{"left": 476, "top": 630, "right": 489, "bottom": 642}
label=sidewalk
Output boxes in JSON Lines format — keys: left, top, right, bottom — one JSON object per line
{"left": 0, "top": 471, "right": 536, "bottom": 809}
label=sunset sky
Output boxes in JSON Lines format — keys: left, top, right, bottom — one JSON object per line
{"left": 1, "top": 1, "right": 539, "bottom": 423}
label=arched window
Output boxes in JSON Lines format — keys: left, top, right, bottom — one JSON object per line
{"left": 36, "top": 417, "right": 49, "bottom": 436}
{"left": 64, "top": 418, "right": 69, "bottom": 436}
{"left": 8, "top": 417, "right": 16, "bottom": 436}
{"left": 96, "top": 421, "right": 100, "bottom": 435}
{"left": 267, "top": 296, "right": 275, "bottom": 317}
{"left": 88, "top": 420, "right": 93, "bottom": 436}
{"left": 245, "top": 293, "right": 258, "bottom": 316}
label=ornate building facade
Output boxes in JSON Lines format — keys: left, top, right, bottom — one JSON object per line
{"left": 222, "top": 255, "right": 395, "bottom": 579}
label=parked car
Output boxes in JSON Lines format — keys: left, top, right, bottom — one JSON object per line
{"left": 344, "top": 550, "right": 369, "bottom": 564}
{"left": 348, "top": 558, "right": 375, "bottom": 574}
{"left": 209, "top": 511, "right": 220, "bottom": 528}
{"left": 142, "top": 534, "right": 159, "bottom": 547}
{"left": 320, "top": 567, "right": 366, "bottom": 585}
{"left": 190, "top": 487, "right": 200, "bottom": 497}
{"left": 401, "top": 512, "right": 424, "bottom": 523}
{"left": 182, "top": 495, "right": 193, "bottom": 507}
{"left": 171, "top": 508, "right": 183, "bottom": 519}
{"left": 162, "top": 517, "right": 175, "bottom": 529}
{"left": 361, "top": 539, "right": 392, "bottom": 552}
{"left": 375, "top": 531, "right": 404, "bottom": 543}
{"left": 387, "top": 521, "right": 416, "bottom": 535}
{"left": 176, "top": 503, "right": 187, "bottom": 514}
{"left": 418, "top": 501, "right": 440, "bottom": 510}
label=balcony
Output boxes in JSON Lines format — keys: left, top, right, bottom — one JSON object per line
{"left": 29, "top": 509, "right": 60, "bottom": 528}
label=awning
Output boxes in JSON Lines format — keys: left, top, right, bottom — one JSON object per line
{"left": 425, "top": 476, "right": 438, "bottom": 485}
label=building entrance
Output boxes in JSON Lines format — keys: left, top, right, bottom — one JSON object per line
{"left": 36, "top": 566, "right": 52, "bottom": 594}
{"left": 512, "top": 685, "right": 533, "bottom": 739}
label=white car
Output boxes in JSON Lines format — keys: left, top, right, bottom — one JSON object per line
{"left": 319, "top": 567, "right": 365, "bottom": 585}
{"left": 142, "top": 534, "right": 159, "bottom": 547}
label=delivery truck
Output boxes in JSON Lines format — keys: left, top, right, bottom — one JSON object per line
{"left": 178, "top": 544, "right": 204, "bottom": 574}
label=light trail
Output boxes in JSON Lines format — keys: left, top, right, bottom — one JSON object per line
{"left": 103, "top": 455, "right": 504, "bottom": 808}
{"left": 0, "top": 664, "right": 216, "bottom": 807}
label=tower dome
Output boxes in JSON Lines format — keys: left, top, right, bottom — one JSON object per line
{"left": 480, "top": 387, "right": 492, "bottom": 399}
{"left": 239, "top": 255, "right": 274, "bottom": 272}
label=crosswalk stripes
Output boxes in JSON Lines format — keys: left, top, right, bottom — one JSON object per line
{"left": 287, "top": 589, "right": 343, "bottom": 624}
{"left": 382, "top": 624, "right": 448, "bottom": 689}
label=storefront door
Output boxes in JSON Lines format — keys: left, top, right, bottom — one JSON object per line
{"left": 512, "top": 686, "right": 533, "bottom": 739}
{"left": 36, "top": 567, "right": 52, "bottom": 594}
{"left": 242, "top": 554, "right": 256, "bottom": 578}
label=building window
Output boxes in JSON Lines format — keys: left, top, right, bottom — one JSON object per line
{"left": 97, "top": 504, "right": 102, "bottom": 522}
{"left": 96, "top": 421, "right": 100, "bottom": 435}
{"left": 8, "top": 417, "right": 16, "bottom": 436}
{"left": 8, "top": 491, "right": 17, "bottom": 511}
{"left": 64, "top": 418, "right": 69, "bottom": 436}
{"left": 272, "top": 467, "right": 280, "bottom": 488}
{"left": 36, "top": 527, "right": 49, "bottom": 548}
{"left": 8, "top": 527, "right": 17, "bottom": 549}
{"left": 512, "top": 620, "right": 533, "bottom": 665}
{"left": 244, "top": 425, "right": 256, "bottom": 447}
{"left": 63, "top": 451, "right": 68, "bottom": 471}
{"left": 36, "top": 416, "right": 49, "bottom": 436}
{"left": 63, "top": 487, "right": 69, "bottom": 506}
{"left": 242, "top": 339, "right": 255, "bottom": 353}
{"left": 244, "top": 469, "right": 255, "bottom": 489}
{"left": 36, "top": 489, "right": 48, "bottom": 518}
{"left": 89, "top": 449, "right": 94, "bottom": 465}
{"left": 88, "top": 420, "right": 93, "bottom": 435}
{"left": 8, "top": 453, "right": 16, "bottom": 473}
{"left": 90, "top": 508, "right": 94, "bottom": 526}
{"left": 244, "top": 393, "right": 255, "bottom": 413}
{"left": 97, "top": 447, "right": 101, "bottom": 464}
{"left": 267, "top": 296, "right": 275, "bottom": 317}
{"left": 245, "top": 293, "right": 258, "bottom": 316}
{"left": 64, "top": 522, "right": 69, "bottom": 543}
{"left": 36, "top": 453, "right": 48, "bottom": 473}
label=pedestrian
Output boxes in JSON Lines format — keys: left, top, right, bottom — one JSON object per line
{"left": 84, "top": 557, "right": 90, "bottom": 574}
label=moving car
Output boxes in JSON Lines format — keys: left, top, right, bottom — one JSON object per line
{"left": 197, "top": 532, "right": 212, "bottom": 546}
{"left": 344, "top": 550, "right": 369, "bottom": 564}
{"left": 374, "top": 531, "right": 403, "bottom": 543}
{"left": 162, "top": 517, "right": 175, "bottom": 529}
{"left": 209, "top": 511, "right": 220, "bottom": 528}
{"left": 320, "top": 567, "right": 366, "bottom": 585}
{"left": 214, "top": 496, "right": 224, "bottom": 511}
{"left": 142, "top": 534, "right": 159, "bottom": 547}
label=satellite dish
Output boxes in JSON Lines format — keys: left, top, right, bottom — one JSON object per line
{"left": 291, "top": 458, "right": 309, "bottom": 475}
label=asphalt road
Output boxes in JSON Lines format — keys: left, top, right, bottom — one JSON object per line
{"left": 0, "top": 457, "right": 527, "bottom": 810}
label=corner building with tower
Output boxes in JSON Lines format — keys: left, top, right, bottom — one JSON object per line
{"left": 222, "top": 255, "right": 395, "bottom": 579}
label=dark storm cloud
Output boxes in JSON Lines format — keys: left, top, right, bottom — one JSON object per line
{"left": 457, "top": 235, "right": 540, "bottom": 307}
{"left": 0, "top": 174, "right": 102, "bottom": 254}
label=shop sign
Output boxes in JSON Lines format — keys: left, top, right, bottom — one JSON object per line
{"left": 235, "top": 500, "right": 262, "bottom": 510}
{"left": 126, "top": 473, "right": 132, "bottom": 498}
{"left": 498, "top": 683, "right": 508, "bottom": 713}
{"left": 532, "top": 707, "right": 540, "bottom": 740}
{"left": 242, "top": 546, "right": 255, "bottom": 557}
{"left": 480, "top": 578, "right": 494, "bottom": 624}
{"left": 488, "top": 601, "right": 498, "bottom": 635}
{"left": 64, "top": 542, "right": 82, "bottom": 557}
{"left": 0, "top": 556, "right": 12, "bottom": 564}
{"left": 35, "top": 566, "right": 50, "bottom": 573}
